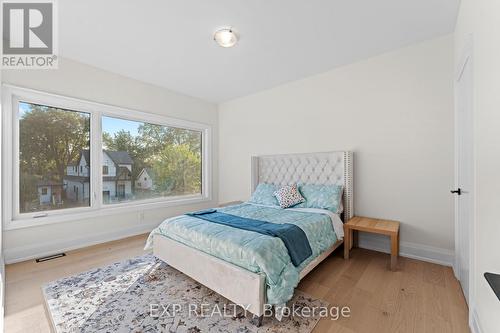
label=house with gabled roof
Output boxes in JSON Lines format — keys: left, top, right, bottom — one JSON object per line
{"left": 135, "top": 167, "right": 156, "bottom": 191}
{"left": 64, "top": 149, "right": 134, "bottom": 203}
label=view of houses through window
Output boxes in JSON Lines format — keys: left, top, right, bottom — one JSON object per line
{"left": 102, "top": 116, "right": 202, "bottom": 204}
{"left": 19, "top": 102, "right": 91, "bottom": 213}
{"left": 18, "top": 101, "right": 203, "bottom": 215}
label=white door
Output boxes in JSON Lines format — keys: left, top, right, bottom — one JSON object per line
{"left": 454, "top": 47, "right": 474, "bottom": 305}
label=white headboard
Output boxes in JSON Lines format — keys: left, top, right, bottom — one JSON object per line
{"left": 251, "top": 151, "right": 354, "bottom": 221}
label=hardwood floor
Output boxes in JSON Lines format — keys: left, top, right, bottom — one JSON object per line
{"left": 4, "top": 234, "right": 470, "bottom": 333}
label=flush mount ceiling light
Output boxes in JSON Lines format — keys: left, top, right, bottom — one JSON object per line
{"left": 213, "top": 28, "right": 239, "bottom": 48}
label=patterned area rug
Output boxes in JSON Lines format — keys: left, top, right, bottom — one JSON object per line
{"left": 43, "top": 254, "right": 328, "bottom": 332}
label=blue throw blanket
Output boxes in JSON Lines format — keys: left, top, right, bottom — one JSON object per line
{"left": 186, "top": 209, "right": 312, "bottom": 266}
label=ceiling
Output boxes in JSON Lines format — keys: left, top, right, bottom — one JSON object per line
{"left": 59, "top": 0, "right": 459, "bottom": 103}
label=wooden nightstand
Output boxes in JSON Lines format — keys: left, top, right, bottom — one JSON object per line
{"left": 344, "top": 216, "right": 400, "bottom": 271}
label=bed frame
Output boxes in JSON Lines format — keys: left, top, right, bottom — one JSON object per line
{"left": 153, "top": 151, "right": 354, "bottom": 322}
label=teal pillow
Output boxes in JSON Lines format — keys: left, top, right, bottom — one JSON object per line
{"left": 296, "top": 184, "right": 343, "bottom": 213}
{"left": 249, "top": 183, "right": 279, "bottom": 206}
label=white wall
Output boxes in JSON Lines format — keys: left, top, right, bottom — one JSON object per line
{"left": 455, "top": 1, "right": 500, "bottom": 332}
{"left": 1, "top": 58, "right": 218, "bottom": 263}
{"left": 102, "top": 152, "right": 117, "bottom": 176}
{"left": 78, "top": 154, "right": 89, "bottom": 176}
{"left": 219, "top": 36, "right": 455, "bottom": 263}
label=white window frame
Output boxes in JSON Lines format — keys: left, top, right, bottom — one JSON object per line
{"left": 2, "top": 85, "right": 212, "bottom": 230}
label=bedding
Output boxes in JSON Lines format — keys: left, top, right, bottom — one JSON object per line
{"left": 145, "top": 202, "right": 342, "bottom": 306}
{"left": 186, "top": 209, "right": 313, "bottom": 266}
{"left": 273, "top": 184, "right": 305, "bottom": 208}
{"left": 296, "top": 184, "right": 344, "bottom": 213}
{"left": 249, "top": 183, "right": 279, "bottom": 206}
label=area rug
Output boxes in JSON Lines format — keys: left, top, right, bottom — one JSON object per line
{"left": 43, "top": 254, "right": 328, "bottom": 332}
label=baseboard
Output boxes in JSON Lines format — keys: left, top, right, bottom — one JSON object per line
{"left": 4, "top": 223, "right": 158, "bottom": 264}
{"left": 470, "top": 307, "right": 483, "bottom": 333}
{"left": 4, "top": 223, "right": 455, "bottom": 267}
{"left": 357, "top": 233, "right": 455, "bottom": 267}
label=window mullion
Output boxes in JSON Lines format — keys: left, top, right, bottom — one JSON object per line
{"left": 2, "top": 90, "right": 15, "bottom": 223}
{"left": 91, "top": 111, "right": 103, "bottom": 209}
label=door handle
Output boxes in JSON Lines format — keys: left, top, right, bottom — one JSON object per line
{"left": 451, "top": 188, "right": 462, "bottom": 195}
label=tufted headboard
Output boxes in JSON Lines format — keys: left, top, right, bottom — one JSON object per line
{"left": 251, "top": 151, "right": 354, "bottom": 221}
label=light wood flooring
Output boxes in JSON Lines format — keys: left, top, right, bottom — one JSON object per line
{"left": 4, "top": 234, "right": 470, "bottom": 333}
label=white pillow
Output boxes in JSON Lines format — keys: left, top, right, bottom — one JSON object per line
{"left": 274, "top": 184, "right": 305, "bottom": 209}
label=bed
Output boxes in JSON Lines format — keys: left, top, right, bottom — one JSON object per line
{"left": 146, "top": 151, "right": 353, "bottom": 323}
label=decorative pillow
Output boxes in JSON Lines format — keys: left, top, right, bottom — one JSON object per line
{"left": 273, "top": 184, "right": 306, "bottom": 209}
{"left": 249, "top": 183, "right": 279, "bottom": 206}
{"left": 296, "top": 184, "right": 344, "bottom": 213}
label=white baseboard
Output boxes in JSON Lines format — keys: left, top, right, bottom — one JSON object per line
{"left": 470, "top": 307, "right": 483, "bottom": 333}
{"left": 357, "top": 233, "right": 455, "bottom": 267}
{"left": 4, "top": 223, "right": 158, "bottom": 264}
{"left": 4, "top": 223, "right": 456, "bottom": 268}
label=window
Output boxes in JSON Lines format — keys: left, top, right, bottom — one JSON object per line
{"left": 3, "top": 85, "right": 211, "bottom": 228}
{"left": 18, "top": 101, "right": 91, "bottom": 214}
{"left": 102, "top": 116, "right": 202, "bottom": 204}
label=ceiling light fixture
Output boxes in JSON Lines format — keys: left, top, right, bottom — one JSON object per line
{"left": 213, "top": 28, "right": 239, "bottom": 48}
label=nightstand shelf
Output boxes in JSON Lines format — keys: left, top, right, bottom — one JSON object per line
{"left": 344, "top": 216, "right": 400, "bottom": 271}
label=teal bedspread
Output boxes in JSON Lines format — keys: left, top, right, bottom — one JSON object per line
{"left": 186, "top": 209, "right": 313, "bottom": 266}
{"left": 145, "top": 203, "right": 338, "bottom": 306}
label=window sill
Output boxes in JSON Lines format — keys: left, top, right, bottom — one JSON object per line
{"left": 4, "top": 195, "right": 212, "bottom": 231}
